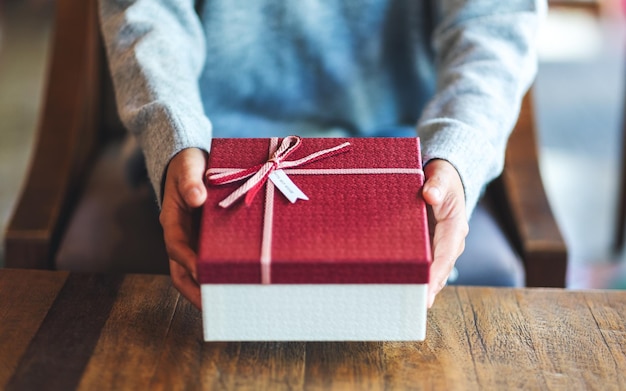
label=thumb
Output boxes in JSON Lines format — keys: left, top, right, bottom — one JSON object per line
{"left": 422, "top": 160, "right": 447, "bottom": 207}
{"left": 175, "top": 148, "right": 208, "bottom": 208}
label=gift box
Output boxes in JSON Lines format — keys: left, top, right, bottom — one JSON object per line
{"left": 197, "top": 136, "right": 431, "bottom": 341}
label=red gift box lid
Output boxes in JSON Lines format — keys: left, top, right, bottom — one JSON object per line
{"left": 197, "top": 137, "right": 431, "bottom": 284}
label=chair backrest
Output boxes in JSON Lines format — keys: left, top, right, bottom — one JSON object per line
{"left": 615, "top": 67, "right": 626, "bottom": 251}
{"left": 5, "top": 0, "right": 117, "bottom": 268}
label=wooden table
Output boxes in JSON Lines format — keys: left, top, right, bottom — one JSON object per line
{"left": 1, "top": 269, "right": 625, "bottom": 390}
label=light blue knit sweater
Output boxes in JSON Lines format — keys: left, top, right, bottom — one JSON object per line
{"left": 99, "top": 0, "right": 545, "bottom": 217}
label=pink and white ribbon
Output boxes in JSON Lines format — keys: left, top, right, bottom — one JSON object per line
{"left": 207, "top": 135, "right": 351, "bottom": 208}
{"left": 206, "top": 136, "right": 424, "bottom": 284}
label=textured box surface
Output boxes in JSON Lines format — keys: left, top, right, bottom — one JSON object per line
{"left": 198, "top": 137, "right": 431, "bottom": 341}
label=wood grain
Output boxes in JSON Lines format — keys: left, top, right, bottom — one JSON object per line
{"left": 76, "top": 275, "right": 180, "bottom": 390}
{"left": 4, "top": 270, "right": 626, "bottom": 390}
{"left": 6, "top": 273, "right": 123, "bottom": 391}
{"left": 0, "top": 270, "right": 67, "bottom": 389}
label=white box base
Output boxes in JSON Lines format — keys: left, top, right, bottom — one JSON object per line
{"left": 201, "top": 284, "right": 427, "bottom": 341}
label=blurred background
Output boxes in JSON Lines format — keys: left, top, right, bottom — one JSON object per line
{"left": 534, "top": 0, "right": 626, "bottom": 289}
{"left": 0, "top": 0, "right": 624, "bottom": 288}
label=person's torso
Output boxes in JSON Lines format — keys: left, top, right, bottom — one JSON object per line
{"left": 197, "top": 0, "right": 436, "bottom": 138}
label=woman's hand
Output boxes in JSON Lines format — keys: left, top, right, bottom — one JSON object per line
{"left": 422, "top": 159, "right": 469, "bottom": 308}
{"left": 160, "top": 148, "right": 208, "bottom": 309}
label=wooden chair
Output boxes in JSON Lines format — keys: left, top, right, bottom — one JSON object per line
{"left": 616, "top": 64, "right": 626, "bottom": 252}
{"left": 614, "top": 0, "right": 626, "bottom": 253}
{"left": 4, "top": 0, "right": 568, "bottom": 287}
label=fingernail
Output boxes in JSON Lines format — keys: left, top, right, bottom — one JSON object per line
{"left": 427, "top": 293, "right": 435, "bottom": 308}
{"left": 185, "top": 187, "right": 205, "bottom": 206}
{"left": 189, "top": 187, "right": 201, "bottom": 198}
{"left": 427, "top": 186, "right": 441, "bottom": 201}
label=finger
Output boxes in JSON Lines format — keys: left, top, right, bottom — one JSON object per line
{"left": 427, "top": 216, "right": 467, "bottom": 308}
{"left": 170, "top": 260, "right": 202, "bottom": 309}
{"left": 175, "top": 148, "right": 208, "bottom": 208}
{"left": 160, "top": 205, "right": 199, "bottom": 282}
{"left": 423, "top": 176, "right": 444, "bottom": 206}
{"left": 422, "top": 159, "right": 468, "bottom": 308}
{"left": 161, "top": 148, "right": 208, "bottom": 279}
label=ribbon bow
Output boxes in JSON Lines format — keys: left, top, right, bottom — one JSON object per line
{"left": 207, "top": 136, "right": 352, "bottom": 208}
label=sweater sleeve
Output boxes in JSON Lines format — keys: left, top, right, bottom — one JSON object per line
{"left": 418, "top": 0, "right": 546, "bottom": 219}
{"left": 98, "top": 0, "right": 212, "bottom": 205}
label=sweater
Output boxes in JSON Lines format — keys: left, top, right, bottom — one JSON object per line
{"left": 99, "top": 0, "right": 545, "bottom": 217}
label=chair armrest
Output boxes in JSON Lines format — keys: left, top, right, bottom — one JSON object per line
{"left": 4, "top": 0, "right": 101, "bottom": 269}
{"left": 490, "top": 91, "right": 568, "bottom": 287}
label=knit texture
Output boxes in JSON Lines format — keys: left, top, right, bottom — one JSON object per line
{"left": 99, "top": 0, "right": 545, "bottom": 216}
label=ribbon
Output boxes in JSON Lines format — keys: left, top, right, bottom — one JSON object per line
{"left": 206, "top": 136, "right": 424, "bottom": 284}
{"left": 207, "top": 135, "right": 352, "bottom": 208}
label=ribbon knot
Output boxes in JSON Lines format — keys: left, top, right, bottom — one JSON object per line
{"left": 207, "top": 135, "right": 351, "bottom": 208}
{"left": 268, "top": 157, "right": 282, "bottom": 167}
